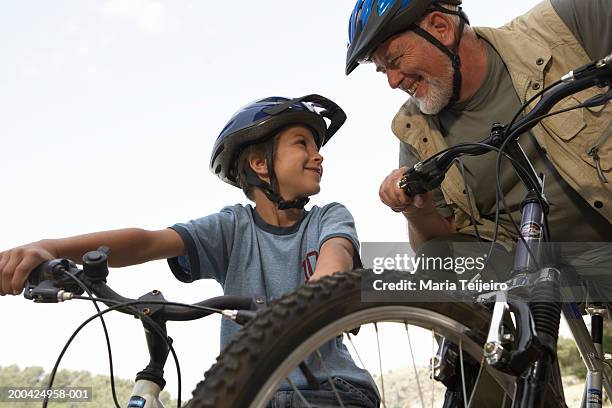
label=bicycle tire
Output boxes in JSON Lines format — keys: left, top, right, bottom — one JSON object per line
{"left": 187, "top": 269, "right": 563, "bottom": 408}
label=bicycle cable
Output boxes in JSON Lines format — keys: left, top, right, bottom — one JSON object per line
{"left": 61, "top": 295, "right": 232, "bottom": 408}
{"left": 493, "top": 98, "right": 608, "bottom": 264}
{"left": 400, "top": 79, "right": 563, "bottom": 179}
{"left": 455, "top": 157, "right": 494, "bottom": 283}
{"left": 36, "top": 264, "right": 228, "bottom": 408}
{"left": 49, "top": 269, "right": 122, "bottom": 408}
{"left": 505, "top": 79, "right": 562, "bottom": 137}
{"left": 421, "top": 79, "right": 565, "bottom": 265}
{"left": 450, "top": 143, "right": 536, "bottom": 280}
{"left": 491, "top": 75, "right": 604, "bottom": 250}
{"left": 41, "top": 295, "right": 186, "bottom": 408}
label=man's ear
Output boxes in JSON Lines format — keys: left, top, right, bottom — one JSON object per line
{"left": 249, "top": 154, "right": 269, "bottom": 181}
{"left": 425, "top": 11, "right": 456, "bottom": 48}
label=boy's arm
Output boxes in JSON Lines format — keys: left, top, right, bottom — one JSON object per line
{"left": 0, "top": 228, "right": 184, "bottom": 296}
{"left": 309, "top": 237, "right": 355, "bottom": 282}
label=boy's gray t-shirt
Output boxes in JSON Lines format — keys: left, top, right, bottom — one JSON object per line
{"left": 167, "top": 203, "right": 376, "bottom": 391}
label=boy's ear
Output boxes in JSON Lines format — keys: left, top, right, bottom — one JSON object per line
{"left": 248, "top": 155, "right": 270, "bottom": 180}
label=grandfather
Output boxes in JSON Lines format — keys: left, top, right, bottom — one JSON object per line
{"left": 346, "top": 0, "right": 611, "bottom": 298}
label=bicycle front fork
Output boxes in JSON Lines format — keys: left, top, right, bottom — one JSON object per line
{"left": 581, "top": 304, "right": 607, "bottom": 408}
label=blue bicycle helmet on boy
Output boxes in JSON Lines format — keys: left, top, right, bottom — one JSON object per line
{"left": 346, "top": 0, "right": 468, "bottom": 107}
{"left": 210, "top": 94, "right": 347, "bottom": 210}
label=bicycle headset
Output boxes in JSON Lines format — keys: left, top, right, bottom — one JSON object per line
{"left": 210, "top": 94, "right": 347, "bottom": 210}
{"left": 345, "top": 0, "right": 470, "bottom": 107}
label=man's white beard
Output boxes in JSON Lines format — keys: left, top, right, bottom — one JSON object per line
{"left": 412, "top": 62, "right": 454, "bottom": 115}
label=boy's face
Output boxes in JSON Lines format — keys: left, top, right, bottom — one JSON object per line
{"left": 273, "top": 125, "right": 324, "bottom": 200}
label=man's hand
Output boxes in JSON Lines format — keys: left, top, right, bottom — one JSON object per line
{"left": 380, "top": 167, "right": 455, "bottom": 249}
{"left": 379, "top": 167, "right": 434, "bottom": 215}
{"left": 0, "top": 242, "right": 56, "bottom": 296}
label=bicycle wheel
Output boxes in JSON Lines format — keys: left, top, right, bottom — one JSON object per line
{"left": 187, "top": 269, "right": 559, "bottom": 408}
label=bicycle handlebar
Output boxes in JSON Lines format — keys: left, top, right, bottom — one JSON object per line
{"left": 399, "top": 55, "right": 612, "bottom": 197}
{"left": 24, "top": 248, "right": 258, "bottom": 321}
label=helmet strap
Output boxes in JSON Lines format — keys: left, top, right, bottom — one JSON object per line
{"left": 409, "top": 6, "right": 467, "bottom": 108}
{"left": 241, "top": 139, "right": 309, "bottom": 210}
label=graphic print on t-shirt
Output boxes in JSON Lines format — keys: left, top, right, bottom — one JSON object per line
{"left": 302, "top": 250, "right": 319, "bottom": 281}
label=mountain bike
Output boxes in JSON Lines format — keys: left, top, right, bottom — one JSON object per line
{"left": 20, "top": 55, "right": 611, "bottom": 408}
{"left": 190, "top": 54, "right": 612, "bottom": 407}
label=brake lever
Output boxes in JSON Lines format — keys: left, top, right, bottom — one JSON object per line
{"left": 23, "top": 280, "right": 74, "bottom": 303}
{"left": 398, "top": 159, "right": 446, "bottom": 197}
{"left": 23, "top": 258, "right": 84, "bottom": 302}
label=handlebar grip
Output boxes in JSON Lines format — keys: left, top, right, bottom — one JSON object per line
{"left": 398, "top": 177, "right": 429, "bottom": 197}
{"left": 25, "top": 260, "right": 64, "bottom": 286}
{"left": 26, "top": 262, "right": 45, "bottom": 285}
{"left": 398, "top": 170, "right": 430, "bottom": 198}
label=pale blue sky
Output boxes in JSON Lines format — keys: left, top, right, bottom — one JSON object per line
{"left": 1, "top": 0, "right": 546, "bottom": 401}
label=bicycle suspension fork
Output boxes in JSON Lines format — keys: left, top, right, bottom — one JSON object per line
{"left": 511, "top": 188, "right": 564, "bottom": 408}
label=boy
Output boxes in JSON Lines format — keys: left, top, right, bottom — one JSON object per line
{"left": 0, "top": 94, "right": 379, "bottom": 407}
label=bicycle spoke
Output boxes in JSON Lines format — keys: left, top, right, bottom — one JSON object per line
{"left": 314, "top": 349, "right": 345, "bottom": 408}
{"left": 345, "top": 332, "right": 366, "bottom": 369}
{"left": 287, "top": 377, "right": 312, "bottom": 407}
{"left": 466, "top": 356, "right": 486, "bottom": 408}
{"left": 374, "top": 322, "right": 387, "bottom": 408}
{"left": 459, "top": 338, "right": 468, "bottom": 408}
{"left": 431, "top": 329, "right": 436, "bottom": 408}
{"left": 405, "top": 322, "right": 426, "bottom": 407}
{"left": 298, "top": 361, "right": 321, "bottom": 390}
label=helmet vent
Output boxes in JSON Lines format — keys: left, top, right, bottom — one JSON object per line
{"left": 211, "top": 144, "right": 225, "bottom": 166}
{"left": 214, "top": 164, "right": 222, "bottom": 174}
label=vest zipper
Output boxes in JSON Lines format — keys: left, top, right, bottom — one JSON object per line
{"left": 586, "top": 119, "right": 611, "bottom": 184}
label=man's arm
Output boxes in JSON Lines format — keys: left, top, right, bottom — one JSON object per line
{"left": 397, "top": 142, "right": 456, "bottom": 249}
{"left": 0, "top": 228, "right": 184, "bottom": 295}
{"left": 406, "top": 206, "right": 456, "bottom": 250}
{"left": 309, "top": 237, "right": 355, "bottom": 282}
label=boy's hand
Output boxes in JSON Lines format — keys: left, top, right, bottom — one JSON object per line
{"left": 0, "top": 243, "right": 56, "bottom": 296}
{"left": 379, "top": 167, "right": 434, "bottom": 216}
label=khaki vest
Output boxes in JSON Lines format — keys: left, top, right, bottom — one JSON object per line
{"left": 391, "top": 0, "right": 611, "bottom": 247}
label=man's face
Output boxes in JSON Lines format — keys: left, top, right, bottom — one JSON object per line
{"left": 371, "top": 30, "right": 454, "bottom": 115}
{"left": 273, "top": 125, "right": 324, "bottom": 200}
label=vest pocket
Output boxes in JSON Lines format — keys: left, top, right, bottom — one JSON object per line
{"left": 540, "top": 96, "right": 611, "bottom": 174}
{"left": 540, "top": 96, "right": 585, "bottom": 141}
